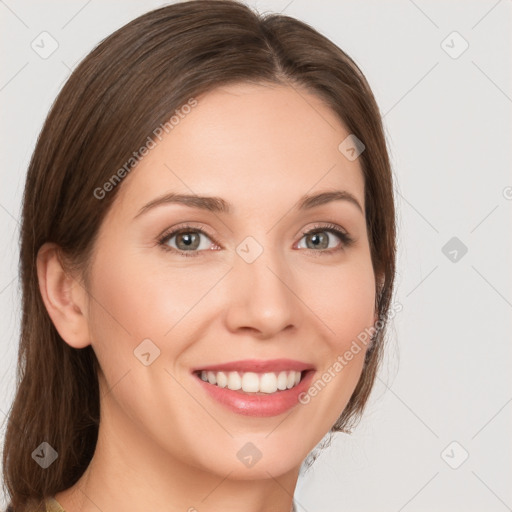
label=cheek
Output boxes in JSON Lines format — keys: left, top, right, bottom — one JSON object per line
{"left": 294, "top": 258, "right": 375, "bottom": 434}
{"left": 84, "top": 247, "right": 172, "bottom": 383}
{"left": 296, "top": 251, "right": 375, "bottom": 405}
{"left": 86, "top": 246, "right": 230, "bottom": 372}
{"left": 302, "top": 256, "right": 376, "bottom": 351}
{"left": 88, "top": 247, "right": 205, "bottom": 339}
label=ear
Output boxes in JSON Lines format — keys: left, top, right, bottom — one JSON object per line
{"left": 36, "top": 242, "right": 91, "bottom": 349}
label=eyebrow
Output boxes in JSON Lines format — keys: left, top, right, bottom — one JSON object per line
{"left": 133, "top": 189, "right": 363, "bottom": 219}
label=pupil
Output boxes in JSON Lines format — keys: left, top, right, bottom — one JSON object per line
{"left": 308, "top": 232, "right": 328, "bottom": 249}
{"left": 178, "top": 232, "right": 199, "bottom": 250}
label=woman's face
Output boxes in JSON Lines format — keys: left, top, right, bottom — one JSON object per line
{"left": 85, "top": 82, "right": 376, "bottom": 479}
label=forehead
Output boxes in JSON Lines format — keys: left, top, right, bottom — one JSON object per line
{"left": 112, "top": 82, "right": 365, "bottom": 219}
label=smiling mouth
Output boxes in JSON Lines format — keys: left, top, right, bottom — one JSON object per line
{"left": 193, "top": 369, "right": 310, "bottom": 395}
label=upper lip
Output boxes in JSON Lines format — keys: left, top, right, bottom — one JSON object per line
{"left": 192, "top": 358, "right": 315, "bottom": 374}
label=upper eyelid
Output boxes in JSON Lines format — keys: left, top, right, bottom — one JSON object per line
{"left": 158, "top": 223, "right": 215, "bottom": 242}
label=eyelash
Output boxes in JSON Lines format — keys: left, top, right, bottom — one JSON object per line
{"left": 156, "top": 222, "right": 355, "bottom": 258}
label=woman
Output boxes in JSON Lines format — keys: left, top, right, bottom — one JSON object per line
{"left": 2, "top": 1, "right": 396, "bottom": 510}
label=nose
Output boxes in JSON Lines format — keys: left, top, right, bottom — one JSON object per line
{"left": 223, "top": 243, "right": 303, "bottom": 339}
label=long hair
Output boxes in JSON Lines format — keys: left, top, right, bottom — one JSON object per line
{"left": 2, "top": 1, "right": 396, "bottom": 510}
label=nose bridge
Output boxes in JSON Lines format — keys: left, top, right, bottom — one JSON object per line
{"left": 224, "top": 234, "right": 301, "bottom": 336}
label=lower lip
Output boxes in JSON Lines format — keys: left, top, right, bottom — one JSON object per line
{"left": 193, "top": 370, "right": 315, "bottom": 417}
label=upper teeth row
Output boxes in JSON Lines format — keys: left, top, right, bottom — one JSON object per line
{"left": 199, "top": 370, "right": 302, "bottom": 393}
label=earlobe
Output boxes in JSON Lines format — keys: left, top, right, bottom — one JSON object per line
{"left": 36, "top": 242, "right": 91, "bottom": 349}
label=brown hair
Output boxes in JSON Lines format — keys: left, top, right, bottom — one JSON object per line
{"left": 2, "top": 1, "right": 396, "bottom": 510}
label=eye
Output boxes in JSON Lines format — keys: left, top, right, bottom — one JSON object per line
{"left": 157, "top": 224, "right": 218, "bottom": 258}
{"left": 296, "top": 223, "right": 354, "bottom": 255}
{"left": 157, "top": 222, "right": 354, "bottom": 258}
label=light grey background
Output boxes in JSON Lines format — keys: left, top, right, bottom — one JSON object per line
{"left": 1, "top": 1, "right": 511, "bottom": 511}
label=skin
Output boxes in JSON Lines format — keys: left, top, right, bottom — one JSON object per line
{"left": 37, "top": 82, "right": 377, "bottom": 512}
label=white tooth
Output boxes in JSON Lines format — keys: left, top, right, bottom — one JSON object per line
{"left": 259, "top": 372, "right": 278, "bottom": 393}
{"left": 277, "top": 371, "right": 288, "bottom": 390}
{"left": 242, "top": 372, "right": 260, "bottom": 392}
{"left": 227, "top": 371, "right": 242, "bottom": 390}
{"left": 216, "top": 371, "right": 228, "bottom": 388}
{"left": 203, "top": 369, "right": 302, "bottom": 392}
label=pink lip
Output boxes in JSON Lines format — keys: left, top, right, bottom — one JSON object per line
{"left": 192, "top": 366, "right": 316, "bottom": 418}
{"left": 191, "top": 358, "right": 314, "bottom": 374}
